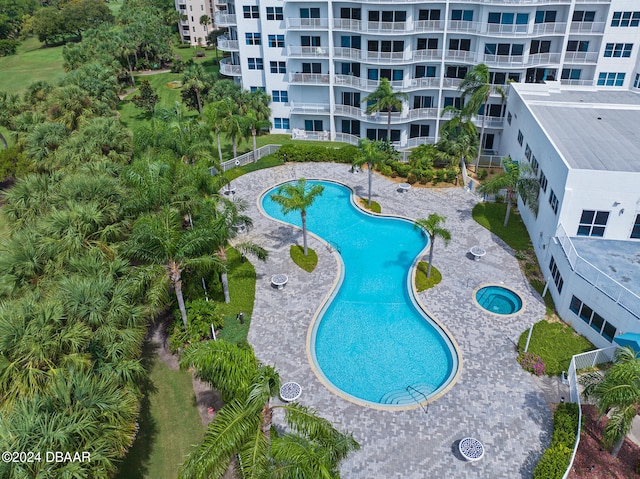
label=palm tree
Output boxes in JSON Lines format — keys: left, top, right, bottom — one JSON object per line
{"left": 179, "top": 340, "right": 359, "bottom": 479}
{"left": 457, "top": 63, "right": 506, "bottom": 171}
{"left": 199, "top": 15, "right": 211, "bottom": 37}
{"left": 125, "top": 206, "right": 224, "bottom": 327}
{"left": 181, "top": 63, "right": 212, "bottom": 114}
{"left": 438, "top": 113, "right": 479, "bottom": 170}
{"left": 477, "top": 157, "right": 539, "bottom": 227}
{"left": 362, "top": 78, "right": 408, "bottom": 141}
{"left": 270, "top": 179, "right": 324, "bottom": 256}
{"left": 581, "top": 346, "right": 640, "bottom": 457}
{"left": 203, "top": 99, "right": 233, "bottom": 163}
{"left": 354, "top": 139, "right": 386, "bottom": 207}
{"left": 414, "top": 214, "right": 451, "bottom": 278}
{"left": 224, "top": 113, "right": 250, "bottom": 158}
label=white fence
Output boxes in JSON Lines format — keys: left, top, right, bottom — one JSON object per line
{"left": 211, "top": 144, "right": 282, "bottom": 174}
{"left": 563, "top": 346, "right": 617, "bottom": 479}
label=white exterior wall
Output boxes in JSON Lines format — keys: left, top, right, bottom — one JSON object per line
{"left": 177, "top": 0, "right": 215, "bottom": 46}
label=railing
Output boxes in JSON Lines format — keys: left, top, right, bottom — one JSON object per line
{"left": 556, "top": 223, "right": 640, "bottom": 318}
{"left": 454, "top": 0, "right": 571, "bottom": 3}
{"left": 333, "top": 104, "right": 365, "bottom": 118}
{"left": 531, "top": 22, "right": 567, "bottom": 35}
{"left": 482, "top": 53, "right": 525, "bottom": 66}
{"left": 448, "top": 20, "right": 480, "bottom": 33}
{"left": 484, "top": 23, "right": 529, "bottom": 35}
{"left": 563, "top": 51, "right": 598, "bottom": 63}
{"left": 213, "top": 12, "right": 236, "bottom": 26}
{"left": 406, "top": 385, "right": 429, "bottom": 414}
{"left": 216, "top": 36, "right": 239, "bottom": 51}
{"left": 212, "top": 144, "right": 282, "bottom": 173}
{"left": 332, "top": 18, "right": 445, "bottom": 33}
{"left": 287, "top": 45, "right": 329, "bottom": 58}
{"left": 560, "top": 79, "right": 594, "bottom": 86}
{"left": 219, "top": 58, "right": 241, "bottom": 76}
{"left": 285, "top": 18, "right": 329, "bottom": 30}
{"left": 288, "top": 72, "right": 330, "bottom": 84}
{"left": 333, "top": 132, "right": 359, "bottom": 145}
{"left": 570, "top": 21, "right": 605, "bottom": 33}
{"left": 289, "top": 102, "right": 331, "bottom": 114}
{"left": 413, "top": 49, "right": 442, "bottom": 61}
{"left": 477, "top": 155, "right": 503, "bottom": 168}
{"left": 527, "top": 52, "right": 562, "bottom": 66}
{"left": 406, "top": 108, "right": 439, "bottom": 120}
{"left": 563, "top": 347, "right": 617, "bottom": 479}
{"left": 472, "top": 116, "right": 504, "bottom": 128}
{"left": 404, "top": 136, "right": 436, "bottom": 148}
{"left": 444, "top": 50, "right": 478, "bottom": 62}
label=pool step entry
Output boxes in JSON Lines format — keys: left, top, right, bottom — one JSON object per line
{"left": 379, "top": 383, "right": 434, "bottom": 408}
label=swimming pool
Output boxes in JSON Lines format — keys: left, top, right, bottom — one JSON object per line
{"left": 260, "top": 180, "right": 459, "bottom": 408}
{"left": 475, "top": 285, "right": 524, "bottom": 316}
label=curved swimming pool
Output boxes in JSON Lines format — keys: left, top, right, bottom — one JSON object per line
{"left": 260, "top": 180, "right": 459, "bottom": 407}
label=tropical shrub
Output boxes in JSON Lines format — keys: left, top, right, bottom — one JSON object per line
{"left": 169, "top": 299, "right": 224, "bottom": 352}
{"left": 518, "top": 351, "right": 546, "bottom": 376}
{"left": 477, "top": 168, "right": 488, "bottom": 180}
{"left": 406, "top": 172, "right": 417, "bottom": 184}
{"left": 277, "top": 144, "right": 358, "bottom": 163}
{"left": 533, "top": 403, "right": 579, "bottom": 479}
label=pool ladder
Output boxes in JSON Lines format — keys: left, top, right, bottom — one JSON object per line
{"left": 326, "top": 240, "right": 341, "bottom": 254}
{"left": 406, "top": 385, "right": 429, "bottom": 415}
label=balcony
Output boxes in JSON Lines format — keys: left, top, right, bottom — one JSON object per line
{"left": 406, "top": 108, "right": 439, "bottom": 120}
{"left": 560, "top": 79, "right": 594, "bottom": 86}
{"left": 448, "top": 20, "right": 480, "bottom": 33}
{"left": 563, "top": 51, "right": 598, "bottom": 64}
{"left": 288, "top": 72, "right": 330, "bottom": 85}
{"left": 454, "top": 0, "right": 571, "bottom": 3}
{"left": 483, "top": 23, "right": 529, "bottom": 36}
{"left": 444, "top": 50, "right": 478, "bottom": 63}
{"left": 405, "top": 137, "right": 436, "bottom": 148}
{"left": 472, "top": 116, "right": 504, "bottom": 129}
{"left": 217, "top": 36, "right": 239, "bottom": 52}
{"left": 413, "top": 49, "right": 442, "bottom": 61}
{"left": 334, "top": 74, "right": 441, "bottom": 91}
{"left": 214, "top": 12, "right": 236, "bottom": 26}
{"left": 442, "top": 78, "right": 463, "bottom": 89}
{"left": 289, "top": 102, "right": 331, "bottom": 114}
{"left": 219, "top": 58, "right": 241, "bottom": 76}
{"left": 414, "top": 20, "right": 444, "bottom": 32}
{"left": 332, "top": 47, "right": 411, "bottom": 64}
{"left": 332, "top": 18, "right": 444, "bottom": 33}
{"left": 527, "top": 52, "right": 562, "bottom": 66}
{"left": 531, "top": 22, "right": 567, "bottom": 35}
{"left": 570, "top": 21, "right": 605, "bottom": 34}
{"left": 334, "top": 104, "right": 365, "bottom": 118}
{"left": 287, "top": 45, "right": 329, "bottom": 58}
{"left": 286, "top": 18, "right": 329, "bottom": 30}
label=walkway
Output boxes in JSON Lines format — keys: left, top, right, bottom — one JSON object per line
{"left": 235, "top": 163, "right": 551, "bottom": 478}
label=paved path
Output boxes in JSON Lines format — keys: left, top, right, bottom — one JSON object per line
{"left": 234, "top": 163, "right": 552, "bottom": 478}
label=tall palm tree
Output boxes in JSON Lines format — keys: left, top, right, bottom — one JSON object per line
{"left": 179, "top": 340, "right": 359, "bottom": 479}
{"left": 270, "top": 179, "right": 324, "bottom": 256}
{"left": 414, "top": 214, "right": 451, "bottom": 278}
{"left": 199, "top": 15, "right": 211, "bottom": 37}
{"left": 203, "top": 99, "right": 234, "bottom": 163}
{"left": 457, "top": 63, "right": 506, "bottom": 171}
{"left": 477, "top": 157, "right": 539, "bottom": 227}
{"left": 581, "top": 346, "right": 640, "bottom": 457}
{"left": 354, "top": 138, "right": 386, "bottom": 207}
{"left": 125, "top": 206, "right": 224, "bottom": 327}
{"left": 362, "top": 78, "right": 408, "bottom": 141}
{"left": 181, "top": 63, "right": 212, "bottom": 114}
{"left": 224, "top": 113, "right": 250, "bottom": 158}
{"left": 438, "top": 113, "right": 479, "bottom": 169}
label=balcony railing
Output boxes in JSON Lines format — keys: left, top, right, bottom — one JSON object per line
{"left": 289, "top": 102, "right": 331, "bottom": 114}
{"left": 472, "top": 116, "right": 504, "bottom": 129}
{"left": 285, "top": 18, "right": 329, "bottom": 30}
{"left": 448, "top": 20, "right": 480, "bottom": 33}
{"left": 442, "top": 77, "right": 463, "bottom": 89}
{"left": 217, "top": 36, "right": 239, "bottom": 52}
{"left": 333, "top": 132, "right": 359, "bottom": 145}
{"left": 288, "top": 72, "right": 330, "bottom": 84}
{"left": 570, "top": 21, "right": 605, "bottom": 33}
{"left": 219, "top": 58, "right": 241, "bottom": 76}
{"left": 484, "top": 23, "right": 529, "bottom": 35}
{"left": 531, "top": 22, "right": 567, "bottom": 35}
{"left": 527, "top": 52, "right": 562, "bottom": 65}
{"left": 444, "top": 50, "right": 478, "bottom": 62}
{"left": 560, "top": 79, "right": 594, "bottom": 86}
{"left": 287, "top": 45, "right": 329, "bottom": 58}
{"left": 332, "top": 18, "right": 444, "bottom": 33}
{"left": 563, "top": 51, "right": 598, "bottom": 63}
{"left": 413, "top": 49, "right": 442, "bottom": 61}
{"left": 214, "top": 12, "right": 236, "bottom": 26}
{"left": 454, "top": 0, "right": 571, "bottom": 3}
{"left": 405, "top": 136, "right": 436, "bottom": 148}
{"left": 333, "top": 104, "right": 365, "bottom": 118}
{"left": 406, "top": 108, "right": 439, "bottom": 120}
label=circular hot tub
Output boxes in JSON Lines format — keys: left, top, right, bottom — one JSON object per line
{"left": 474, "top": 285, "right": 523, "bottom": 316}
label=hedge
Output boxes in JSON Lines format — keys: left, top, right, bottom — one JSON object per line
{"left": 277, "top": 144, "right": 358, "bottom": 163}
{"left": 533, "top": 402, "right": 580, "bottom": 479}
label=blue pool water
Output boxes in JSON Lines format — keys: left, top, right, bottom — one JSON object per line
{"left": 475, "top": 286, "right": 523, "bottom": 315}
{"left": 261, "top": 181, "right": 458, "bottom": 406}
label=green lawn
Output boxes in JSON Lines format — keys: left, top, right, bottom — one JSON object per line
{"left": 518, "top": 320, "right": 595, "bottom": 376}
{"left": 471, "top": 202, "right": 532, "bottom": 251}
{"left": 415, "top": 263, "right": 442, "bottom": 292}
{"left": 0, "top": 37, "right": 65, "bottom": 94}
{"left": 115, "top": 341, "right": 203, "bottom": 479}
{"left": 291, "top": 245, "right": 318, "bottom": 272}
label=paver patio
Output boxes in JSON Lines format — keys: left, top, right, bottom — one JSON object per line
{"left": 235, "top": 162, "right": 553, "bottom": 478}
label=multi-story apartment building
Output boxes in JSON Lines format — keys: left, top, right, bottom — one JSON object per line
{"left": 199, "top": 0, "right": 640, "bottom": 149}
{"left": 176, "top": 0, "right": 225, "bottom": 46}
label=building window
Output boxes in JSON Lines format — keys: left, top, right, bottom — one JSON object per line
{"left": 631, "top": 214, "right": 640, "bottom": 239}
{"left": 485, "top": 43, "right": 524, "bottom": 56}
{"left": 530, "top": 40, "right": 551, "bottom": 54}
{"left": 445, "top": 65, "right": 467, "bottom": 79}
{"left": 597, "top": 72, "right": 625, "bottom": 86}
{"left": 300, "top": 7, "right": 320, "bottom": 19}
{"left": 548, "top": 257, "right": 563, "bottom": 293}
{"left": 247, "top": 58, "right": 263, "bottom": 70}
{"left": 570, "top": 295, "right": 617, "bottom": 342}
{"left": 561, "top": 69, "right": 582, "bottom": 80}
{"left": 270, "top": 61, "right": 286, "bottom": 74}
{"left": 566, "top": 40, "right": 589, "bottom": 52}
{"left": 487, "top": 12, "right": 528, "bottom": 25}
{"left": 272, "top": 90, "right": 288, "bottom": 103}
{"left": 539, "top": 170, "right": 548, "bottom": 192}
{"left": 367, "top": 128, "right": 400, "bottom": 142}
{"left": 531, "top": 156, "right": 539, "bottom": 175}
{"left": 572, "top": 11, "right": 595, "bottom": 22}
{"left": 524, "top": 144, "right": 532, "bottom": 160}
{"left": 635, "top": 74, "right": 640, "bottom": 88}
{"left": 266, "top": 7, "right": 283, "bottom": 20}
{"left": 577, "top": 210, "right": 609, "bottom": 237}
{"left": 535, "top": 10, "right": 557, "bottom": 23}
{"left": 517, "top": 130, "right": 523, "bottom": 146}
{"left": 417, "top": 38, "right": 438, "bottom": 50}
{"left": 249, "top": 87, "right": 265, "bottom": 92}
{"left": 243, "top": 5, "right": 259, "bottom": 18}
{"left": 410, "top": 124, "right": 430, "bottom": 138}
{"left": 273, "top": 118, "right": 289, "bottom": 129}
{"left": 549, "top": 189, "right": 558, "bottom": 214}
{"left": 444, "top": 97, "right": 463, "bottom": 109}
{"left": 268, "top": 35, "right": 285, "bottom": 48}
{"left": 418, "top": 9, "right": 440, "bottom": 21}
{"left": 301, "top": 36, "right": 321, "bottom": 47}
{"left": 449, "top": 38, "right": 471, "bottom": 51}
{"left": 416, "top": 66, "right": 437, "bottom": 78}
{"left": 604, "top": 43, "right": 633, "bottom": 58}
{"left": 245, "top": 33, "right": 261, "bottom": 45}
{"left": 451, "top": 10, "right": 473, "bottom": 22}
{"left": 507, "top": 111, "right": 512, "bottom": 125}
{"left": 304, "top": 120, "right": 323, "bottom": 131}
{"left": 611, "top": 11, "right": 640, "bottom": 27}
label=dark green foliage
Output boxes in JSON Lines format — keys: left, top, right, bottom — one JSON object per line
{"left": 477, "top": 168, "right": 488, "bottom": 180}
{"left": 31, "top": 0, "right": 114, "bottom": 45}
{"left": 0, "top": 146, "right": 32, "bottom": 180}
{"left": 277, "top": 143, "right": 358, "bottom": 163}
{"left": 169, "top": 299, "right": 224, "bottom": 352}
{"left": 533, "top": 403, "right": 579, "bottom": 479}
{"left": 132, "top": 79, "right": 159, "bottom": 113}
{"left": 0, "top": 39, "right": 19, "bottom": 56}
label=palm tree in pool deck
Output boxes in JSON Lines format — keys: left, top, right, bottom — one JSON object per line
{"left": 414, "top": 214, "right": 451, "bottom": 278}
{"left": 458, "top": 63, "right": 506, "bottom": 171}
{"left": 477, "top": 157, "right": 539, "bottom": 227}
{"left": 362, "top": 78, "right": 408, "bottom": 141}
{"left": 354, "top": 138, "right": 386, "bottom": 207}
{"left": 270, "top": 179, "right": 324, "bottom": 256}
{"left": 580, "top": 346, "right": 640, "bottom": 457}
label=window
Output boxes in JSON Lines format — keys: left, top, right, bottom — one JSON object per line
{"left": 410, "top": 124, "right": 430, "bottom": 138}
{"left": 570, "top": 295, "right": 617, "bottom": 342}
{"left": 415, "top": 65, "right": 436, "bottom": 78}
{"left": 570, "top": 296, "right": 582, "bottom": 315}
{"left": 561, "top": 69, "right": 582, "bottom": 80}
{"left": 268, "top": 35, "right": 285, "bottom": 48}
{"left": 485, "top": 43, "right": 523, "bottom": 56}
{"left": 451, "top": 10, "right": 473, "bottom": 22}
{"left": 340, "top": 8, "right": 361, "bottom": 20}
{"left": 412, "top": 96, "right": 433, "bottom": 109}
{"left": 270, "top": 61, "right": 286, "bottom": 74}
{"left": 539, "top": 170, "right": 548, "bottom": 192}
{"left": 449, "top": 39, "right": 471, "bottom": 51}
{"left": 302, "top": 62, "right": 321, "bottom": 73}
{"left": 597, "top": 72, "right": 625, "bottom": 86}
{"left": 548, "top": 257, "right": 564, "bottom": 294}
{"left": 243, "top": 5, "right": 259, "bottom": 18}
{"left": 604, "top": 43, "right": 633, "bottom": 58}
{"left": 525, "top": 144, "right": 532, "bottom": 160}
{"left": 535, "top": 10, "right": 556, "bottom": 23}
{"left": 301, "top": 36, "right": 321, "bottom": 47}
{"left": 602, "top": 322, "right": 616, "bottom": 342}
{"left": 507, "top": 111, "right": 512, "bottom": 125}
{"left": 567, "top": 40, "right": 589, "bottom": 52}
{"left": 417, "top": 38, "right": 438, "bottom": 50}
{"left": 342, "top": 91, "right": 361, "bottom": 106}
{"left": 300, "top": 7, "right": 320, "bottom": 19}
{"left": 445, "top": 65, "right": 467, "bottom": 79}
{"left": 341, "top": 120, "right": 359, "bottom": 135}
{"left": 531, "top": 156, "right": 539, "bottom": 175}
{"left": 632, "top": 214, "right": 640, "bottom": 239}
{"left": 517, "top": 130, "right": 523, "bottom": 146}
{"left": 366, "top": 128, "right": 400, "bottom": 142}
{"left": 341, "top": 36, "right": 361, "bottom": 49}
{"left": 530, "top": 40, "right": 551, "bottom": 54}
{"left": 549, "top": 189, "right": 558, "bottom": 214}
{"left": 635, "top": 74, "right": 640, "bottom": 88}
{"left": 247, "top": 58, "right": 263, "bottom": 70}
{"left": 368, "top": 68, "right": 402, "bottom": 81}
{"left": 245, "top": 33, "right": 261, "bottom": 45}
{"left": 577, "top": 210, "right": 609, "bottom": 237}
{"left": 418, "top": 9, "right": 440, "bottom": 21}
{"left": 266, "top": 7, "right": 283, "bottom": 20}
{"left": 573, "top": 11, "right": 595, "bottom": 22}
{"left": 487, "top": 12, "right": 528, "bottom": 25}
{"left": 273, "top": 118, "right": 289, "bottom": 129}
{"left": 304, "top": 120, "right": 323, "bottom": 131}
{"left": 249, "top": 87, "right": 265, "bottom": 92}
{"left": 444, "top": 97, "right": 463, "bottom": 109}
{"left": 611, "top": 11, "right": 640, "bottom": 27}
{"left": 272, "top": 90, "right": 288, "bottom": 103}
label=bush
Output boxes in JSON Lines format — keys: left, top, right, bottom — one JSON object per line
{"left": 277, "top": 144, "right": 357, "bottom": 164}
{"left": 0, "top": 39, "right": 20, "bottom": 56}
{"left": 168, "top": 299, "right": 224, "bottom": 352}
{"left": 518, "top": 351, "right": 546, "bottom": 376}
{"left": 0, "top": 146, "right": 33, "bottom": 181}
{"left": 379, "top": 165, "right": 393, "bottom": 176}
{"left": 533, "top": 403, "right": 579, "bottom": 479}
{"left": 444, "top": 168, "right": 458, "bottom": 183}
{"left": 391, "top": 161, "right": 411, "bottom": 177}
{"left": 533, "top": 445, "right": 572, "bottom": 479}
{"left": 477, "top": 168, "right": 488, "bottom": 180}
{"left": 406, "top": 172, "right": 417, "bottom": 184}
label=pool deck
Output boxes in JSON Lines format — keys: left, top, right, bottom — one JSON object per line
{"left": 235, "top": 162, "right": 561, "bottom": 478}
